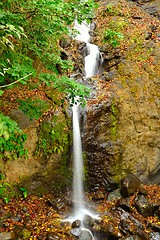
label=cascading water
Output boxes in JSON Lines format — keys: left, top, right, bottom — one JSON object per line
{"left": 72, "top": 102, "right": 85, "bottom": 219}
{"left": 64, "top": 20, "right": 101, "bottom": 231}
{"left": 69, "top": 21, "right": 102, "bottom": 221}
{"left": 74, "top": 20, "right": 102, "bottom": 78}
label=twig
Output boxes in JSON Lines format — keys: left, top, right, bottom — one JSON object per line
{"left": 0, "top": 72, "right": 33, "bottom": 89}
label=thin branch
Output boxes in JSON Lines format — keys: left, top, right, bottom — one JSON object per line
{"left": 0, "top": 72, "right": 33, "bottom": 89}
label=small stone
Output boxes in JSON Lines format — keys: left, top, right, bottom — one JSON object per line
{"left": 70, "top": 227, "right": 81, "bottom": 237}
{"left": 107, "top": 188, "right": 122, "bottom": 202}
{"left": 121, "top": 174, "right": 141, "bottom": 197}
{"left": 0, "top": 232, "right": 15, "bottom": 240}
{"left": 72, "top": 219, "right": 81, "bottom": 228}
{"left": 122, "top": 236, "right": 140, "bottom": 240}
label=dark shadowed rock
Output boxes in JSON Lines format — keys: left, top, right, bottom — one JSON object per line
{"left": 121, "top": 174, "right": 141, "bottom": 197}
{"left": 134, "top": 195, "right": 154, "bottom": 217}
{"left": 72, "top": 219, "right": 81, "bottom": 228}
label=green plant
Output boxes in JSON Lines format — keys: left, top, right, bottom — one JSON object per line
{"left": 103, "top": 29, "right": 124, "bottom": 48}
{"left": 19, "top": 187, "right": 28, "bottom": 198}
{"left": 106, "top": 4, "right": 118, "bottom": 15}
{"left": 1, "top": 0, "right": 96, "bottom": 88}
{"left": 109, "top": 20, "right": 128, "bottom": 32}
{"left": 18, "top": 98, "right": 49, "bottom": 120}
{"left": 0, "top": 113, "right": 27, "bottom": 160}
{"left": 36, "top": 112, "right": 71, "bottom": 161}
{"left": 0, "top": 181, "right": 12, "bottom": 203}
{"left": 39, "top": 73, "right": 90, "bottom": 107}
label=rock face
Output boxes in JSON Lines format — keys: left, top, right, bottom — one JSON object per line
{"left": 83, "top": 0, "right": 160, "bottom": 190}
{"left": 1, "top": 0, "right": 160, "bottom": 195}
{"left": 0, "top": 88, "right": 72, "bottom": 194}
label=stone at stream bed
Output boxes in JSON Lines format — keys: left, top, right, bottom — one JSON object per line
{"left": 122, "top": 236, "right": 140, "bottom": 240}
{"left": 79, "top": 229, "right": 93, "bottom": 240}
{"left": 120, "top": 174, "right": 141, "bottom": 198}
{"left": 72, "top": 219, "right": 81, "bottom": 228}
{"left": 0, "top": 232, "right": 15, "bottom": 240}
{"left": 83, "top": 215, "right": 95, "bottom": 230}
{"left": 70, "top": 227, "right": 81, "bottom": 237}
{"left": 149, "top": 232, "right": 160, "bottom": 240}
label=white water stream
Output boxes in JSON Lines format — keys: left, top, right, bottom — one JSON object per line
{"left": 64, "top": 21, "right": 100, "bottom": 231}
{"left": 70, "top": 22, "right": 101, "bottom": 221}
{"left": 74, "top": 20, "right": 101, "bottom": 78}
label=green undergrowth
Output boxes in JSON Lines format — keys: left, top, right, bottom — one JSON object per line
{"left": 18, "top": 98, "right": 50, "bottom": 120}
{"left": 35, "top": 114, "right": 70, "bottom": 160}
{"left": 0, "top": 173, "right": 28, "bottom": 203}
{"left": 0, "top": 113, "right": 28, "bottom": 161}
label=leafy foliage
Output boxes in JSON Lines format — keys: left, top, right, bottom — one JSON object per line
{"left": 1, "top": 0, "right": 96, "bottom": 87}
{"left": 36, "top": 115, "right": 70, "bottom": 158}
{"left": 0, "top": 180, "right": 12, "bottom": 203}
{"left": 0, "top": 113, "right": 27, "bottom": 160}
{"left": 19, "top": 187, "right": 28, "bottom": 198}
{"left": 18, "top": 98, "right": 49, "bottom": 120}
{"left": 39, "top": 73, "right": 90, "bottom": 107}
{"left": 103, "top": 29, "right": 124, "bottom": 48}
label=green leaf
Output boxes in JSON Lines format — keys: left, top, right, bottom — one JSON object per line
{"left": 3, "top": 197, "right": 10, "bottom": 204}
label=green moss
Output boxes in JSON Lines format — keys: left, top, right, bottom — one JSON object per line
{"left": 35, "top": 110, "right": 71, "bottom": 163}
{"left": 21, "top": 229, "right": 31, "bottom": 239}
{"left": 18, "top": 98, "right": 50, "bottom": 120}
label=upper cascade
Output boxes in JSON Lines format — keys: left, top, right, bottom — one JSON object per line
{"left": 74, "top": 20, "right": 102, "bottom": 78}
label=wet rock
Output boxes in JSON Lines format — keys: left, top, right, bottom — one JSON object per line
{"left": 72, "top": 219, "right": 81, "bottom": 228}
{"left": 0, "top": 232, "right": 15, "bottom": 240}
{"left": 79, "top": 229, "right": 93, "bottom": 240}
{"left": 83, "top": 215, "right": 94, "bottom": 230}
{"left": 149, "top": 232, "right": 160, "bottom": 240}
{"left": 122, "top": 236, "right": 140, "bottom": 240}
{"left": 59, "top": 37, "right": 72, "bottom": 48}
{"left": 121, "top": 174, "right": 141, "bottom": 198}
{"left": 134, "top": 195, "right": 153, "bottom": 217}
{"left": 118, "top": 207, "right": 144, "bottom": 236}
{"left": 107, "top": 188, "right": 122, "bottom": 202}
{"left": 70, "top": 227, "right": 81, "bottom": 237}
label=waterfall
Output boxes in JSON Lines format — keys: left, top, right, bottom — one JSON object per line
{"left": 72, "top": 102, "right": 85, "bottom": 219}
{"left": 64, "top": 20, "right": 101, "bottom": 225}
{"left": 70, "top": 21, "right": 101, "bottom": 221}
{"left": 74, "top": 20, "right": 102, "bottom": 78}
